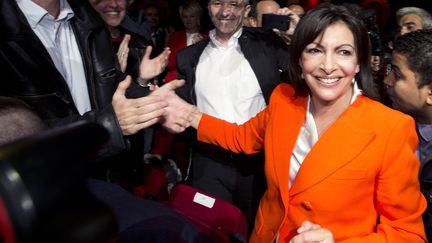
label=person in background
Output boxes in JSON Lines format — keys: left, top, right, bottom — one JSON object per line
{"left": 174, "top": 0, "right": 296, "bottom": 234}
{"left": 396, "top": 7, "right": 432, "bottom": 36}
{"left": 248, "top": 0, "right": 281, "bottom": 27}
{"left": 165, "top": 0, "right": 208, "bottom": 82}
{"left": 383, "top": 29, "right": 432, "bottom": 241}
{"left": 149, "top": 0, "right": 209, "bottom": 172}
{"left": 142, "top": 3, "right": 168, "bottom": 57}
{"left": 165, "top": 3, "right": 427, "bottom": 242}
{"left": 287, "top": 3, "right": 304, "bottom": 18}
{"left": 89, "top": 0, "right": 169, "bottom": 88}
{"left": 89, "top": 0, "right": 171, "bottom": 165}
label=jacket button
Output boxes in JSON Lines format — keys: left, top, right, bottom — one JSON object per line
{"left": 301, "top": 201, "right": 313, "bottom": 211}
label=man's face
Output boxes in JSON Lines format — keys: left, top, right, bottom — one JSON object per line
{"left": 89, "top": 0, "right": 127, "bottom": 28}
{"left": 399, "top": 13, "right": 423, "bottom": 35}
{"left": 208, "top": 0, "right": 249, "bottom": 39}
{"left": 384, "top": 51, "right": 430, "bottom": 120}
{"left": 144, "top": 6, "right": 160, "bottom": 27}
{"left": 256, "top": 1, "right": 280, "bottom": 27}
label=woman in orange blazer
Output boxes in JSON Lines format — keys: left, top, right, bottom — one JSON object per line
{"left": 168, "top": 3, "right": 427, "bottom": 243}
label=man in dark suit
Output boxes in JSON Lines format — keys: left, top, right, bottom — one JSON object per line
{"left": 0, "top": 0, "right": 193, "bottom": 186}
{"left": 175, "top": 0, "right": 296, "bottom": 231}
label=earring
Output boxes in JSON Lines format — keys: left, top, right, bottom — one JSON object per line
{"left": 352, "top": 77, "right": 356, "bottom": 84}
{"left": 301, "top": 73, "right": 304, "bottom": 79}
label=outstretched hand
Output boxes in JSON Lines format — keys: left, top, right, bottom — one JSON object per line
{"left": 272, "top": 7, "right": 300, "bottom": 45}
{"left": 138, "top": 46, "right": 170, "bottom": 84}
{"left": 150, "top": 79, "right": 198, "bottom": 133}
{"left": 112, "top": 75, "right": 168, "bottom": 135}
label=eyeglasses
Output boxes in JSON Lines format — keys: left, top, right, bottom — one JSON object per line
{"left": 209, "top": 0, "right": 245, "bottom": 11}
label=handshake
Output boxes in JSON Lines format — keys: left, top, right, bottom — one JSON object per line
{"left": 112, "top": 76, "right": 200, "bottom": 136}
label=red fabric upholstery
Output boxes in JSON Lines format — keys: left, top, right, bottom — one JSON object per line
{"left": 165, "top": 184, "right": 248, "bottom": 243}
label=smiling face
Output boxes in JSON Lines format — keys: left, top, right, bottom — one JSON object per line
{"left": 299, "top": 21, "right": 360, "bottom": 107}
{"left": 90, "top": 0, "right": 127, "bottom": 29}
{"left": 181, "top": 9, "right": 200, "bottom": 33}
{"left": 208, "top": 0, "right": 250, "bottom": 42}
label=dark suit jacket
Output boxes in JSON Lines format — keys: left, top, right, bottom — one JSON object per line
{"left": 0, "top": 0, "right": 129, "bottom": 156}
{"left": 175, "top": 27, "right": 290, "bottom": 105}
{"left": 420, "top": 151, "right": 432, "bottom": 241}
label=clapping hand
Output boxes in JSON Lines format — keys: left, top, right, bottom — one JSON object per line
{"left": 138, "top": 46, "right": 170, "bottom": 85}
{"left": 117, "top": 34, "right": 131, "bottom": 73}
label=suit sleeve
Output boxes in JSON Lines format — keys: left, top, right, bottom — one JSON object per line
{"left": 197, "top": 107, "right": 269, "bottom": 154}
{"left": 340, "top": 116, "right": 427, "bottom": 243}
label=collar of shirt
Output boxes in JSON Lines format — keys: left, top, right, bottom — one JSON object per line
{"left": 416, "top": 123, "right": 432, "bottom": 143}
{"left": 17, "top": 0, "right": 74, "bottom": 28}
{"left": 209, "top": 28, "right": 243, "bottom": 49}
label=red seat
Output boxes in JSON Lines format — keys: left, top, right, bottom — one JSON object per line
{"left": 165, "top": 184, "right": 248, "bottom": 243}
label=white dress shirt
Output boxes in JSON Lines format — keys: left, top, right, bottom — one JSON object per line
{"left": 195, "top": 28, "right": 266, "bottom": 124}
{"left": 17, "top": 0, "right": 91, "bottom": 115}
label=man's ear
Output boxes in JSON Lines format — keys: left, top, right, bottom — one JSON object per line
{"left": 426, "top": 85, "right": 432, "bottom": 105}
{"left": 244, "top": 4, "right": 251, "bottom": 16}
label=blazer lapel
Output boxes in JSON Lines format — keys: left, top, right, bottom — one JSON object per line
{"left": 272, "top": 94, "right": 307, "bottom": 202}
{"left": 290, "top": 98, "right": 376, "bottom": 196}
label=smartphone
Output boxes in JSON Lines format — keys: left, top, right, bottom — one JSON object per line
{"left": 262, "top": 14, "right": 291, "bottom": 31}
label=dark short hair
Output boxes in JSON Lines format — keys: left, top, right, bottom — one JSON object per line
{"left": 0, "top": 97, "right": 46, "bottom": 145}
{"left": 393, "top": 29, "right": 432, "bottom": 88}
{"left": 289, "top": 3, "right": 379, "bottom": 100}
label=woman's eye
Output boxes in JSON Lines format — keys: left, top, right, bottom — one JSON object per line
{"left": 306, "top": 48, "right": 321, "bottom": 54}
{"left": 338, "top": 50, "right": 353, "bottom": 56}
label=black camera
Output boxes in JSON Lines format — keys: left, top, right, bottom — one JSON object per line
{"left": 262, "top": 14, "right": 291, "bottom": 31}
{"left": 361, "top": 9, "right": 383, "bottom": 56}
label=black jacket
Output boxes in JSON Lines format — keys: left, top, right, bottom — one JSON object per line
{"left": 175, "top": 27, "right": 290, "bottom": 105}
{"left": 420, "top": 153, "right": 432, "bottom": 241}
{"left": 0, "top": 0, "right": 127, "bottom": 156}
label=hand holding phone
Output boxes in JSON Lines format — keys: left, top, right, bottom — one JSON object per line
{"left": 262, "top": 14, "right": 291, "bottom": 31}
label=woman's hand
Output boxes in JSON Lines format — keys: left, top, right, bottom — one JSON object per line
{"left": 289, "top": 221, "right": 335, "bottom": 243}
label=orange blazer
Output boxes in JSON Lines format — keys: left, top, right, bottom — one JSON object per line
{"left": 197, "top": 84, "right": 427, "bottom": 242}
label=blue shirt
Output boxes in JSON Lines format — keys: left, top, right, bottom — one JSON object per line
{"left": 416, "top": 123, "right": 432, "bottom": 166}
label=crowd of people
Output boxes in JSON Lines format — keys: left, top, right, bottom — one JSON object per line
{"left": 1, "top": 0, "right": 432, "bottom": 242}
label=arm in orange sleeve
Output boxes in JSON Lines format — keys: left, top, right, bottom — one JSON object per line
{"left": 197, "top": 107, "right": 269, "bottom": 154}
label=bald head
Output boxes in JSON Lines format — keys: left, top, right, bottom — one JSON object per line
{"left": 255, "top": 0, "right": 280, "bottom": 27}
{"left": 288, "top": 4, "right": 304, "bottom": 18}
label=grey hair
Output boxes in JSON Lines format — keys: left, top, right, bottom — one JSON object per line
{"left": 396, "top": 7, "right": 432, "bottom": 29}
{"left": 208, "top": 0, "right": 250, "bottom": 5}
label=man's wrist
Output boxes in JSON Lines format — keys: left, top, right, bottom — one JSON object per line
{"left": 137, "top": 77, "right": 151, "bottom": 87}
